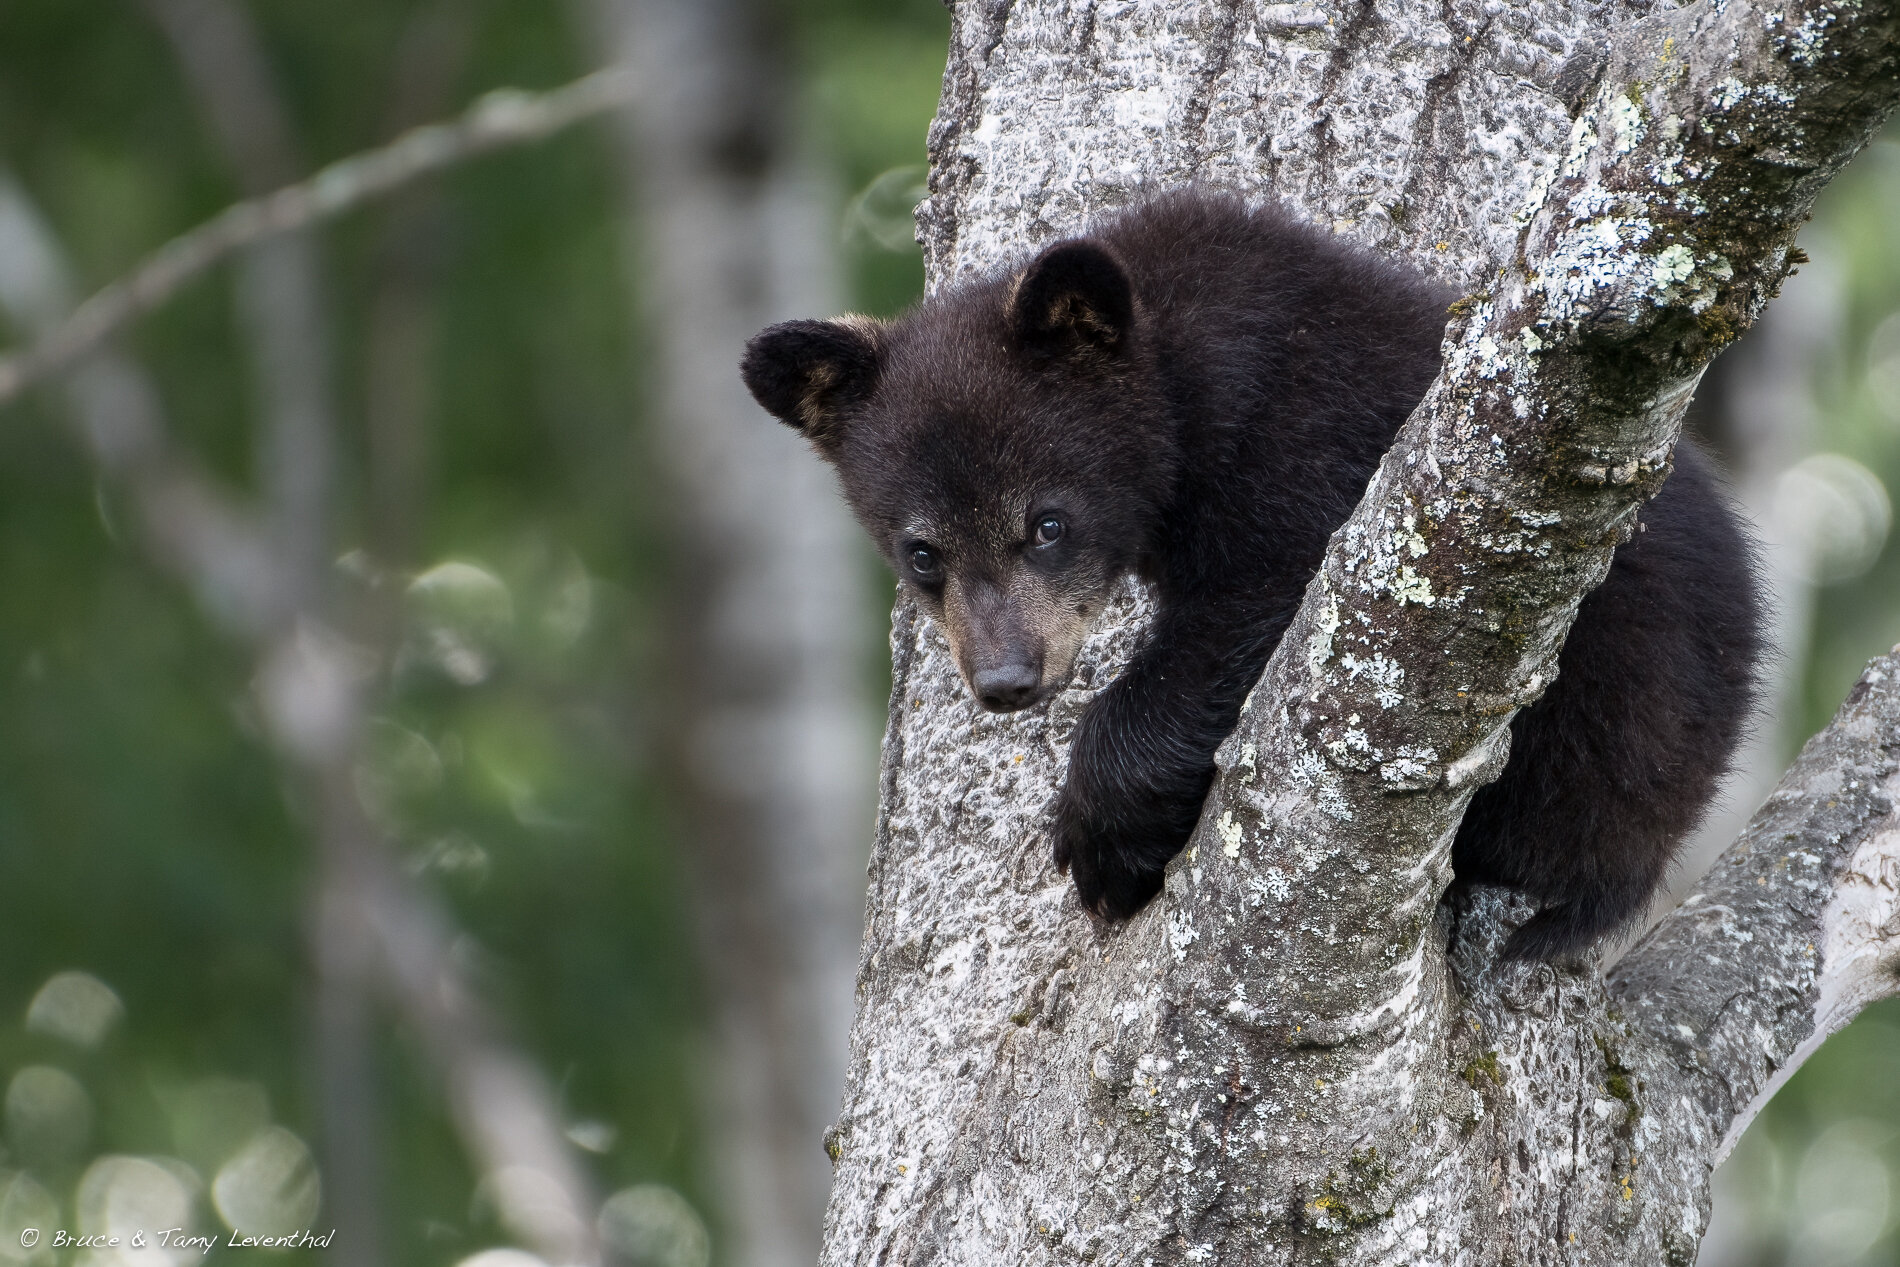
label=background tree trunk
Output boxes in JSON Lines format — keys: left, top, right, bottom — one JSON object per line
{"left": 822, "top": 2, "right": 1900, "bottom": 1263}
{"left": 582, "top": 2, "right": 879, "bottom": 1264}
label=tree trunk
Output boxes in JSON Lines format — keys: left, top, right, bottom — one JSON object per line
{"left": 823, "top": 2, "right": 1900, "bottom": 1263}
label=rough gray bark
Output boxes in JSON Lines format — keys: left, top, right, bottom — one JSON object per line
{"left": 823, "top": 1, "right": 1900, "bottom": 1263}
{"left": 581, "top": 3, "right": 877, "bottom": 1265}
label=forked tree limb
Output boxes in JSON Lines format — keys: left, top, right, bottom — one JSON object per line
{"left": 823, "top": 0, "right": 1900, "bottom": 1262}
{"left": 1614, "top": 648, "right": 1900, "bottom": 1167}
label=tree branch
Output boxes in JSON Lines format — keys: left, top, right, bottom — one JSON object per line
{"left": 1174, "top": 0, "right": 1900, "bottom": 1064}
{"left": 0, "top": 64, "right": 637, "bottom": 409}
{"left": 0, "top": 170, "right": 288, "bottom": 632}
{"left": 1613, "top": 647, "right": 1900, "bottom": 1163}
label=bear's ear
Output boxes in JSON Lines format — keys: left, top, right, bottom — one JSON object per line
{"left": 740, "top": 318, "right": 884, "bottom": 450}
{"left": 1007, "top": 239, "right": 1134, "bottom": 358}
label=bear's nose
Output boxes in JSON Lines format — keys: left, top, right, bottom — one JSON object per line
{"left": 973, "top": 664, "right": 1041, "bottom": 712}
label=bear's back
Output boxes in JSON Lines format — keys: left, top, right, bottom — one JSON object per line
{"left": 1090, "top": 190, "right": 1457, "bottom": 595}
{"left": 1097, "top": 190, "right": 1453, "bottom": 432}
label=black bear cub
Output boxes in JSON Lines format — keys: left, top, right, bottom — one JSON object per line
{"left": 741, "top": 189, "right": 1760, "bottom": 960}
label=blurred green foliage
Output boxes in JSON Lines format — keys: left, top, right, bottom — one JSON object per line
{"left": 0, "top": 1, "right": 946, "bottom": 1264}
{"left": 1796, "top": 140, "right": 1900, "bottom": 739}
{"left": 1703, "top": 130, "right": 1900, "bottom": 1267}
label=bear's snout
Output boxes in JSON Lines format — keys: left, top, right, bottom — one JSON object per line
{"left": 972, "top": 663, "right": 1043, "bottom": 712}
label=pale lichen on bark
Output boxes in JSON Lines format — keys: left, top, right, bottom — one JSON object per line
{"left": 825, "top": 0, "right": 1900, "bottom": 1262}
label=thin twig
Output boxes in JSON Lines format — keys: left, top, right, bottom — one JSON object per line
{"left": 0, "top": 65, "right": 638, "bottom": 408}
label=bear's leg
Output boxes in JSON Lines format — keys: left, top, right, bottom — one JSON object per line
{"left": 1453, "top": 680, "right": 1700, "bottom": 961}
{"left": 1054, "top": 597, "right": 1284, "bottom": 918}
{"left": 1454, "top": 459, "right": 1759, "bottom": 960}
{"left": 1456, "top": 688, "right": 1695, "bottom": 962}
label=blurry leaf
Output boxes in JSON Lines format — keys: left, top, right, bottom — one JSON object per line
{"left": 538, "top": 551, "right": 595, "bottom": 653}
{"left": 563, "top": 1119, "right": 615, "bottom": 1154}
{"left": 354, "top": 718, "right": 446, "bottom": 829}
{"left": 210, "top": 1126, "right": 319, "bottom": 1237}
{"left": 467, "top": 702, "right": 584, "bottom": 833}
{"left": 407, "top": 832, "right": 492, "bottom": 887}
{"left": 24, "top": 971, "right": 123, "bottom": 1049}
{"left": 3, "top": 1067, "right": 91, "bottom": 1167}
{"left": 0, "top": 1170, "right": 57, "bottom": 1265}
{"left": 1775, "top": 453, "right": 1893, "bottom": 584}
{"left": 75, "top": 1156, "right": 197, "bottom": 1263}
{"left": 405, "top": 562, "right": 516, "bottom": 686}
{"left": 454, "top": 1252, "right": 550, "bottom": 1267}
{"left": 1866, "top": 308, "right": 1900, "bottom": 427}
{"left": 156, "top": 1077, "right": 270, "bottom": 1175}
{"left": 842, "top": 166, "right": 927, "bottom": 253}
{"left": 1792, "top": 1120, "right": 1894, "bottom": 1260}
{"left": 597, "top": 1185, "right": 709, "bottom": 1267}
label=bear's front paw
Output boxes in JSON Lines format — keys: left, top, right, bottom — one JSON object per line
{"left": 1052, "top": 788, "right": 1166, "bottom": 921}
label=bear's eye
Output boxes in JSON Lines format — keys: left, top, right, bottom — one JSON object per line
{"left": 908, "top": 545, "right": 942, "bottom": 580}
{"left": 1033, "top": 515, "right": 1064, "bottom": 547}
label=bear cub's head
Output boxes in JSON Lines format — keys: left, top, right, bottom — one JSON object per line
{"left": 742, "top": 236, "right": 1178, "bottom": 712}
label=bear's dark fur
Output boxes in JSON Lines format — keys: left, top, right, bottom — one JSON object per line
{"left": 741, "top": 189, "right": 1760, "bottom": 960}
